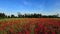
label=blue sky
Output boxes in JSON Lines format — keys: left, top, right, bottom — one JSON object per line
{"left": 0, "top": 0, "right": 60, "bottom": 16}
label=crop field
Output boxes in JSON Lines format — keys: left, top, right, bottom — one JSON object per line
{"left": 0, "top": 18, "right": 60, "bottom": 34}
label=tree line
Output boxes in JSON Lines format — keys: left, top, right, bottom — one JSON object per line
{"left": 0, "top": 13, "right": 60, "bottom": 18}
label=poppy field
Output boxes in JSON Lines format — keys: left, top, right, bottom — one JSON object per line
{"left": 0, "top": 18, "right": 60, "bottom": 34}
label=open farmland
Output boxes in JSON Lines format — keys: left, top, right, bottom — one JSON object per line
{"left": 0, "top": 18, "right": 60, "bottom": 34}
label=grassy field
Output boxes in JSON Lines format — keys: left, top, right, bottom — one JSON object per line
{"left": 0, "top": 18, "right": 60, "bottom": 34}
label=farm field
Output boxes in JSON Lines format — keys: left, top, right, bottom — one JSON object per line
{"left": 0, "top": 18, "right": 60, "bottom": 34}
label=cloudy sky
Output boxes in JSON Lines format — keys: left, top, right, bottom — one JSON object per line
{"left": 0, "top": 0, "right": 60, "bottom": 16}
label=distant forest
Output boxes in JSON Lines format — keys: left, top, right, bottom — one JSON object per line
{"left": 0, "top": 13, "right": 60, "bottom": 18}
